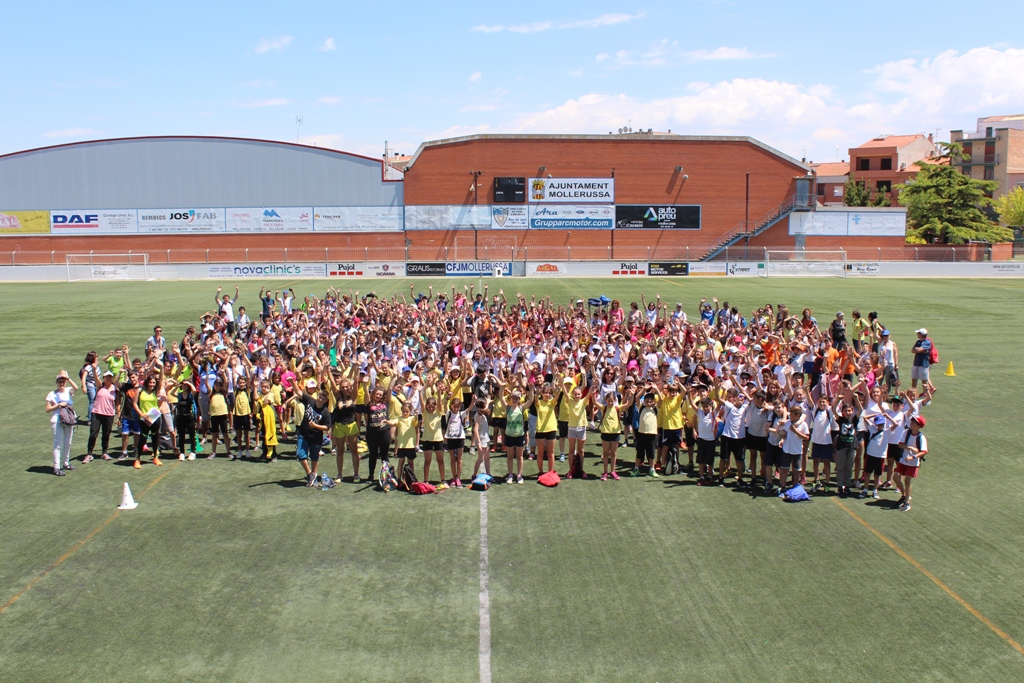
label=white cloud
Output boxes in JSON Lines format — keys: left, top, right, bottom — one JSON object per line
{"left": 318, "top": 96, "right": 342, "bottom": 104}
{"left": 254, "top": 36, "right": 293, "bottom": 54}
{"left": 43, "top": 128, "right": 101, "bottom": 138}
{"left": 319, "top": 38, "right": 336, "bottom": 52}
{"left": 469, "top": 71, "right": 482, "bottom": 83}
{"left": 568, "top": 69, "right": 584, "bottom": 77}
{"left": 686, "top": 46, "right": 769, "bottom": 61}
{"left": 231, "top": 98, "right": 292, "bottom": 108}
{"left": 595, "top": 53, "right": 609, "bottom": 62}
{"left": 473, "top": 11, "right": 644, "bottom": 34}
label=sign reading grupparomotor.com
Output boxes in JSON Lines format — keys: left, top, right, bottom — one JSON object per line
{"left": 446, "top": 262, "right": 512, "bottom": 276}
{"left": 50, "top": 210, "right": 138, "bottom": 235}
{"left": 528, "top": 178, "right": 614, "bottom": 203}
{"left": 616, "top": 205, "right": 701, "bottom": 230}
{"left": 208, "top": 264, "right": 327, "bottom": 278}
{"left": 139, "top": 209, "right": 225, "bottom": 233}
{"left": 529, "top": 205, "right": 614, "bottom": 229}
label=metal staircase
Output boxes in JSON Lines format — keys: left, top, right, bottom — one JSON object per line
{"left": 700, "top": 195, "right": 813, "bottom": 261}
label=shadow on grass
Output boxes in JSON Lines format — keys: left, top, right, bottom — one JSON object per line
{"left": 26, "top": 465, "right": 58, "bottom": 475}
{"left": 248, "top": 479, "right": 307, "bottom": 489}
{"left": 864, "top": 498, "right": 902, "bottom": 510}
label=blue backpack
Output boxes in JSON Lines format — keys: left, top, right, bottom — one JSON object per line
{"left": 470, "top": 473, "right": 494, "bottom": 491}
{"left": 783, "top": 484, "right": 811, "bottom": 502}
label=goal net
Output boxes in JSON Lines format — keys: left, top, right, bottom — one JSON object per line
{"left": 760, "top": 250, "right": 847, "bottom": 278}
{"left": 66, "top": 253, "right": 151, "bottom": 282}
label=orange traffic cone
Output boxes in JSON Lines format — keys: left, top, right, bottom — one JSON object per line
{"left": 945, "top": 361, "right": 956, "bottom": 377}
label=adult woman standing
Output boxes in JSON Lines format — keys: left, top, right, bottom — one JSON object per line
{"left": 80, "top": 352, "right": 101, "bottom": 422}
{"left": 85, "top": 371, "right": 118, "bottom": 462}
{"left": 46, "top": 371, "right": 78, "bottom": 476}
{"left": 133, "top": 371, "right": 165, "bottom": 468}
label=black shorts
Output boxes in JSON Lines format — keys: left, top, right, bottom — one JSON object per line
{"left": 557, "top": 421, "right": 569, "bottom": 439}
{"left": 446, "top": 438, "right": 465, "bottom": 452}
{"left": 856, "top": 430, "right": 869, "bottom": 444}
{"left": 601, "top": 432, "right": 621, "bottom": 443}
{"left": 765, "top": 443, "right": 787, "bottom": 468}
{"left": 812, "top": 442, "right": 834, "bottom": 462}
{"left": 886, "top": 443, "right": 903, "bottom": 461}
{"left": 696, "top": 438, "right": 717, "bottom": 465}
{"left": 397, "top": 448, "right": 417, "bottom": 460}
{"left": 535, "top": 430, "right": 556, "bottom": 441}
{"left": 684, "top": 425, "right": 696, "bottom": 448}
{"left": 232, "top": 414, "right": 251, "bottom": 432}
{"left": 210, "top": 414, "right": 228, "bottom": 432}
{"left": 865, "top": 455, "right": 884, "bottom": 476}
{"left": 504, "top": 434, "right": 526, "bottom": 448}
{"left": 745, "top": 434, "right": 768, "bottom": 453}
{"left": 720, "top": 435, "right": 745, "bottom": 462}
{"left": 420, "top": 440, "right": 443, "bottom": 452}
{"left": 491, "top": 417, "right": 507, "bottom": 429}
{"left": 661, "top": 428, "right": 682, "bottom": 447}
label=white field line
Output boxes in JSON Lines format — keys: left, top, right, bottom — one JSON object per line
{"left": 479, "top": 490, "right": 492, "bottom": 683}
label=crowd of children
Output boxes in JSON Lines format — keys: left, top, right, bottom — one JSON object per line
{"left": 49, "top": 285, "right": 936, "bottom": 511}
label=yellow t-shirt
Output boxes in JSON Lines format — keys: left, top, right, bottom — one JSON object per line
{"left": 535, "top": 398, "right": 557, "bottom": 433}
{"left": 565, "top": 395, "right": 588, "bottom": 428}
{"left": 209, "top": 394, "right": 229, "bottom": 417}
{"left": 600, "top": 403, "right": 621, "bottom": 434}
{"left": 138, "top": 390, "right": 159, "bottom": 415}
{"left": 234, "top": 391, "right": 251, "bottom": 416}
{"left": 638, "top": 405, "right": 659, "bottom": 435}
{"left": 388, "top": 393, "right": 406, "bottom": 420}
{"left": 491, "top": 394, "right": 506, "bottom": 419}
{"left": 661, "top": 394, "right": 684, "bottom": 430}
{"left": 261, "top": 402, "right": 278, "bottom": 446}
{"left": 396, "top": 415, "right": 418, "bottom": 449}
{"left": 422, "top": 409, "right": 443, "bottom": 443}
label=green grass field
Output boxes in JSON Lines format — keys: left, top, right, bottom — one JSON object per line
{"left": 2, "top": 277, "right": 1024, "bottom": 682}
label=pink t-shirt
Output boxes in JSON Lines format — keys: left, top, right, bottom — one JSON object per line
{"left": 92, "top": 385, "right": 118, "bottom": 416}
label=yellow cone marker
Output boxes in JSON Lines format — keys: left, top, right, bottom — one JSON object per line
{"left": 945, "top": 361, "right": 956, "bottom": 377}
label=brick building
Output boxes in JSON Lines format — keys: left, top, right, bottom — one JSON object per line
{"left": 950, "top": 115, "right": 1024, "bottom": 198}
{"left": 848, "top": 134, "right": 938, "bottom": 205}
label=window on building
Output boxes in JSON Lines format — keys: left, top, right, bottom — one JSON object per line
{"left": 833, "top": 186, "right": 843, "bottom": 197}
{"left": 880, "top": 158, "right": 893, "bottom": 170}
{"left": 984, "top": 167, "right": 995, "bottom": 180}
{"left": 817, "top": 183, "right": 825, "bottom": 196}
{"left": 986, "top": 126, "right": 994, "bottom": 137}
{"left": 876, "top": 180, "right": 892, "bottom": 192}
{"left": 857, "top": 158, "right": 870, "bottom": 171}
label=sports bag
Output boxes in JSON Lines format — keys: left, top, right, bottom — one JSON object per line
{"left": 399, "top": 462, "right": 418, "bottom": 492}
{"left": 538, "top": 470, "right": 561, "bottom": 487}
{"left": 470, "top": 473, "right": 493, "bottom": 491}
{"left": 378, "top": 461, "right": 399, "bottom": 492}
{"left": 783, "top": 484, "right": 811, "bottom": 502}
{"left": 928, "top": 342, "right": 939, "bottom": 365}
{"left": 59, "top": 404, "right": 78, "bottom": 426}
{"left": 410, "top": 481, "right": 436, "bottom": 495}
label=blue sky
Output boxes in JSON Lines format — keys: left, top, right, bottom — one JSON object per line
{"left": 3, "top": 0, "right": 1023, "bottom": 163}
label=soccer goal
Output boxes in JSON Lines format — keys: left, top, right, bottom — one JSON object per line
{"left": 66, "top": 253, "right": 152, "bottom": 282}
{"left": 760, "top": 250, "right": 847, "bottom": 278}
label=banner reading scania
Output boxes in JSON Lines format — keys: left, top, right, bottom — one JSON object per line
{"left": 616, "top": 205, "right": 701, "bottom": 230}
{"left": 528, "top": 178, "right": 614, "bottom": 203}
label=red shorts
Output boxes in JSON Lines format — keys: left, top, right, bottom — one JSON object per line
{"left": 895, "top": 462, "right": 919, "bottom": 478}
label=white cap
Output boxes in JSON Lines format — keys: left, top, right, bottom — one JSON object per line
{"left": 916, "top": 328, "right": 928, "bottom": 336}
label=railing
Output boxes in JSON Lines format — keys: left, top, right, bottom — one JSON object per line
{"left": 0, "top": 244, "right": 1010, "bottom": 265}
{"left": 699, "top": 194, "right": 811, "bottom": 261}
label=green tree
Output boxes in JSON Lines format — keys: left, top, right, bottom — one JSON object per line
{"left": 994, "top": 185, "right": 1024, "bottom": 228}
{"left": 869, "top": 190, "right": 892, "bottom": 207}
{"left": 843, "top": 177, "right": 870, "bottom": 207}
{"left": 898, "top": 142, "right": 1013, "bottom": 244}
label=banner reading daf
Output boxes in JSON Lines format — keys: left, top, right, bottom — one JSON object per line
{"left": 446, "top": 261, "right": 512, "bottom": 277}
{"left": 616, "top": 205, "right": 701, "bottom": 230}
{"left": 50, "top": 210, "right": 138, "bottom": 235}
{"left": 225, "top": 207, "right": 312, "bottom": 232}
{"left": 528, "top": 178, "right": 614, "bottom": 203}
{"left": 139, "top": 208, "right": 225, "bottom": 233}
{"left": 529, "top": 205, "right": 614, "bottom": 229}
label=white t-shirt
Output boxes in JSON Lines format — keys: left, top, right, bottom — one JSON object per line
{"left": 720, "top": 402, "right": 747, "bottom": 439}
{"left": 885, "top": 409, "right": 907, "bottom": 445}
{"left": 810, "top": 407, "right": 836, "bottom": 445}
{"left": 47, "top": 388, "right": 74, "bottom": 424}
{"left": 898, "top": 432, "right": 928, "bottom": 467}
{"left": 782, "top": 418, "right": 809, "bottom": 455}
{"left": 696, "top": 408, "right": 716, "bottom": 441}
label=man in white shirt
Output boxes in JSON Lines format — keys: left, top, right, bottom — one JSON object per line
{"left": 215, "top": 286, "right": 239, "bottom": 335}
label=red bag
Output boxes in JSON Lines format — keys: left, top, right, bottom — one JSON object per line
{"left": 410, "top": 482, "right": 436, "bottom": 495}
{"left": 928, "top": 342, "right": 939, "bottom": 365}
{"left": 538, "top": 470, "right": 561, "bottom": 487}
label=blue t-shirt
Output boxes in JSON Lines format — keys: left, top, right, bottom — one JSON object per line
{"left": 913, "top": 339, "right": 932, "bottom": 367}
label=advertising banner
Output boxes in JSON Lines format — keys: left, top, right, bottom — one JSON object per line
{"left": 226, "top": 207, "right": 312, "bottom": 232}
{"left": 789, "top": 209, "right": 905, "bottom": 237}
{"left": 726, "top": 262, "right": 761, "bottom": 277}
{"left": 526, "top": 262, "right": 569, "bottom": 276}
{"left": 446, "top": 261, "right": 512, "bottom": 277}
{"left": 616, "top": 205, "right": 701, "bottom": 230}
{"left": 208, "top": 263, "right": 326, "bottom": 278}
{"left": 0, "top": 210, "right": 50, "bottom": 235}
{"left": 528, "top": 178, "right": 614, "bottom": 203}
{"left": 847, "top": 262, "right": 881, "bottom": 276}
{"left": 404, "top": 205, "right": 490, "bottom": 229}
{"left": 50, "top": 210, "right": 138, "bottom": 235}
{"left": 139, "top": 208, "right": 225, "bottom": 233}
{"left": 529, "top": 205, "right": 614, "bottom": 229}
{"left": 314, "top": 206, "right": 403, "bottom": 232}
{"left": 327, "top": 262, "right": 406, "bottom": 277}
{"left": 647, "top": 262, "right": 689, "bottom": 276}
{"left": 89, "top": 266, "right": 130, "bottom": 280}
{"left": 610, "top": 262, "right": 647, "bottom": 275}
{"left": 490, "top": 205, "right": 528, "bottom": 229}
{"left": 407, "top": 262, "right": 446, "bottom": 276}
{"left": 688, "top": 263, "right": 728, "bottom": 277}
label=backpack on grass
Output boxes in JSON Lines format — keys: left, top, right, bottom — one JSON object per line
{"left": 470, "top": 473, "right": 493, "bottom": 491}
{"left": 538, "top": 470, "right": 561, "bottom": 487}
{"left": 783, "top": 484, "right": 811, "bottom": 502}
{"left": 410, "top": 481, "right": 436, "bottom": 495}
{"left": 378, "top": 461, "right": 399, "bottom": 493}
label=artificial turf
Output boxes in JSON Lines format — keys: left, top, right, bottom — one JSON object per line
{"left": 1, "top": 277, "right": 1023, "bottom": 682}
